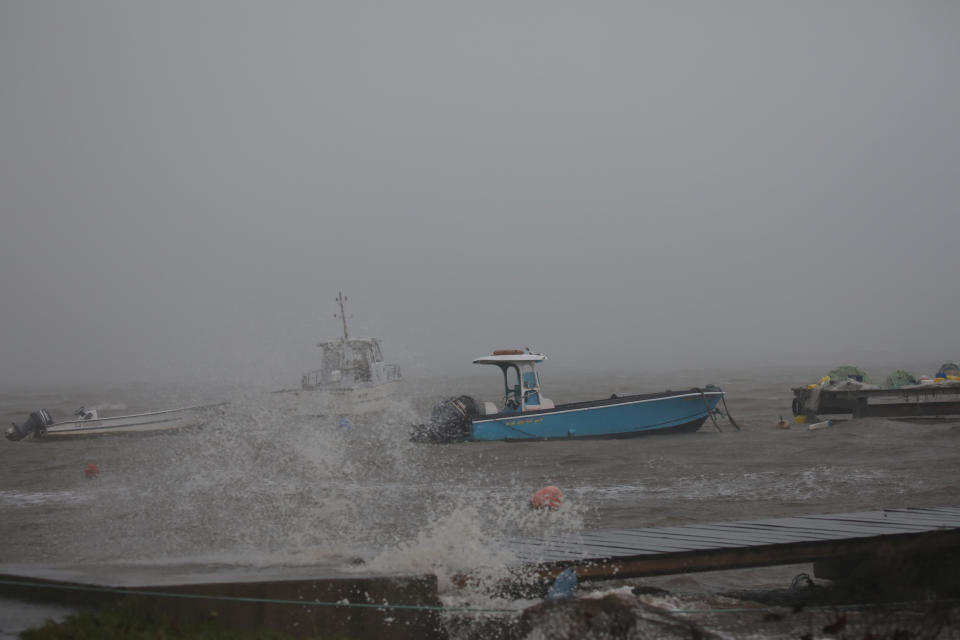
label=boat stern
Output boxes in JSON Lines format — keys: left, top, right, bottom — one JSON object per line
{"left": 410, "top": 395, "right": 478, "bottom": 443}
{"left": 5, "top": 409, "right": 53, "bottom": 441}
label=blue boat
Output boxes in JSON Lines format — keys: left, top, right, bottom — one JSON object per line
{"left": 411, "top": 350, "right": 729, "bottom": 443}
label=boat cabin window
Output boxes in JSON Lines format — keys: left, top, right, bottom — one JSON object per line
{"left": 350, "top": 341, "right": 373, "bottom": 381}
{"left": 522, "top": 370, "right": 538, "bottom": 390}
{"left": 522, "top": 369, "right": 541, "bottom": 406}
{"left": 503, "top": 365, "right": 522, "bottom": 409}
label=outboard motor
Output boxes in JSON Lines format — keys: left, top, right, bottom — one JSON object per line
{"left": 6, "top": 409, "right": 53, "bottom": 441}
{"left": 411, "top": 395, "right": 477, "bottom": 443}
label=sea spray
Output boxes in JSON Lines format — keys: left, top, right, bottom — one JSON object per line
{"left": 57, "top": 388, "right": 584, "bottom": 573}
{"left": 365, "top": 484, "right": 588, "bottom": 596}
{"left": 58, "top": 390, "right": 410, "bottom": 563}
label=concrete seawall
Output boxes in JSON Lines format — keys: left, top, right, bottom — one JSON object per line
{"left": 0, "top": 564, "right": 446, "bottom": 639}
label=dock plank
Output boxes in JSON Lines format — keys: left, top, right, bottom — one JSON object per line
{"left": 868, "top": 509, "right": 960, "bottom": 524}
{"left": 678, "top": 525, "right": 851, "bottom": 544}
{"left": 574, "top": 534, "right": 711, "bottom": 554}
{"left": 604, "top": 525, "right": 806, "bottom": 546}
{"left": 799, "top": 513, "right": 960, "bottom": 530}
{"left": 737, "top": 516, "right": 932, "bottom": 535}
{"left": 690, "top": 522, "right": 913, "bottom": 543}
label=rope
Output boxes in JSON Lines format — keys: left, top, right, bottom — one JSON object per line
{"left": 699, "top": 390, "right": 722, "bottom": 432}
{"left": 720, "top": 395, "right": 741, "bottom": 430}
{"left": 0, "top": 578, "right": 515, "bottom": 615}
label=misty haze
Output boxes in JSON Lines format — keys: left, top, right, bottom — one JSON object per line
{"left": 2, "top": 3, "right": 957, "bottom": 389}
{"left": 2, "top": 3, "right": 959, "bottom": 638}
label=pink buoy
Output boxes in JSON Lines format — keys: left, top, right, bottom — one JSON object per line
{"left": 532, "top": 485, "right": 563, "bottom": 510}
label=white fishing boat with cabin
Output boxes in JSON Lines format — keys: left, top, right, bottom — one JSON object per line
{"left": 293, "top": 292, "right": 402, "bottom": 414}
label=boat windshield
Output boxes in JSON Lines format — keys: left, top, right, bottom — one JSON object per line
{"left": 349, "top": 341, "right": 373, "bottom": 381}
{"left": 500, "top": 364, "right": 542, "bottom": 410}
{"left": 503, "top": 365, "right": 522, "bottom": 409}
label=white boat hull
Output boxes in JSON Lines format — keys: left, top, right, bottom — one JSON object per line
{"left": 37, "top": 404, "right": 220, "bottom": 439}
{"left": 286, "top": 379, "right": 402, "bottom": 416}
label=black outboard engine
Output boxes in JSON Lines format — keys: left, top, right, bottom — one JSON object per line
{"left": 6, "top": 409, "right": 53, "bottom": 441}
{"left": 411, "top": 395, "right": 477, "bottom": 443}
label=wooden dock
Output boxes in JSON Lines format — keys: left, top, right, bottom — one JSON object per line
{"left": 507, "top": 506, "right": 960, "bottom": 584}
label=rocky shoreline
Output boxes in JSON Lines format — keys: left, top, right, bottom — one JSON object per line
{"left": 445, "top": 575, "right": 960, "bottom": 640}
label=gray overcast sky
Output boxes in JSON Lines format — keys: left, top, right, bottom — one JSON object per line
{"left": 1, "top": 2, "right": 958, "bottom": 388}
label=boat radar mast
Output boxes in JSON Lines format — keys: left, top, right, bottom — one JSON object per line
{"left": 334, "top": 291, "right": 351, "bottom": 342}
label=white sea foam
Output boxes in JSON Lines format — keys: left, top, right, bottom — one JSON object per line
{"left": 0, "top": 489, "right": 91, "bottom": 508}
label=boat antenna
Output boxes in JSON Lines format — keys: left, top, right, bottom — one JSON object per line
{"left": 334, "top": 291, "right": 351, "bottom": 342}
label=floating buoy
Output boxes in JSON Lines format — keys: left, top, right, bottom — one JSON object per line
{"left": 84, "top": 463, "right": 99, "bottom": 479}
{"left": 546, "top": 567, "right": 578, "bottom": 599}
{"left": 532, "top": 485, "right": 563, "bottom": 510}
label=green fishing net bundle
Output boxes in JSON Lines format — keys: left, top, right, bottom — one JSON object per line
{"left": 883, "top": 370, "right": 918, "bottom": 388}
{"left": 827, "top": 366, "right": 872, "bottom": 384}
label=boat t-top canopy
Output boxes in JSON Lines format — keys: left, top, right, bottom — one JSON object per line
{"left": 473, "top": 349, "right": 547, "bottom": 366}
{"left": 472, "top": 350, "right": 552, "bottom": 413}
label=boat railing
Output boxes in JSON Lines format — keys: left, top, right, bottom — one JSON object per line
{"left": 301, "top": 370, "right": 324, "bottom": 389}
{"left": 384, "top": 363, "right": 402, "bottom": 381}
{"left": 302, "top": 363, "right": 401, "bottom": 388}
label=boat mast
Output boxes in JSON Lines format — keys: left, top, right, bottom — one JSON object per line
{"left": 334, "top": 291, "right": 350, "bottom": 342}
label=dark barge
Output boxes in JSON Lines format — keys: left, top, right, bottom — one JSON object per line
{"left": 792, "top": 368, "right": 960, "bottom": 419}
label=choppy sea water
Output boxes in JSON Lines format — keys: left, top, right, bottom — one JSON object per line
{"left": 1, "top": 364, "right": 958, "bottom": 637}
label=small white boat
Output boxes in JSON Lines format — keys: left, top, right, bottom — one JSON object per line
{"left": 5, "top": 403, "right": 223, "bottom": 441}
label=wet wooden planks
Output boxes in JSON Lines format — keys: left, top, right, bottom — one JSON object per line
{"left": 508, "top": 507, "right": 960, "bottom": 580}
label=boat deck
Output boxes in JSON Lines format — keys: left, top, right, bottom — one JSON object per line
{"left": 480, "top": 387, "right": 722, "bottom": 420}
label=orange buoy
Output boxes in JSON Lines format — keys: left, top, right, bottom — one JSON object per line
{"left": 532, "top": 485, "right": 563, "bottom": 510}
{"left": 84, "top": 463, "right": 99, "bottom": 479}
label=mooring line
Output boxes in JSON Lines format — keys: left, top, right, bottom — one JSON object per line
{"left": 0, "top": 578, "right": 515, "bottom": 614}
{"left": 720, "top": 394, "right": 741, "bottom": 430}
{"left": 698, "top": 389, "right": 723, "bottom": 432}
